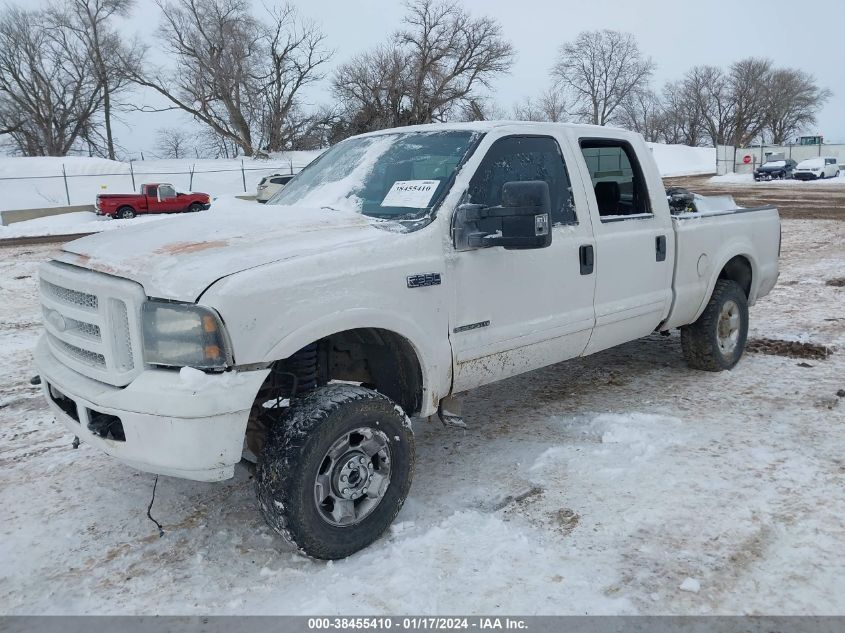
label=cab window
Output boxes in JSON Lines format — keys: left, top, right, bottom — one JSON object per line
{"left": 467, "top": 136, "right": 577, "bottom": 226}
{"left": 579, "top": 139, "right": 652, "bottom": 221}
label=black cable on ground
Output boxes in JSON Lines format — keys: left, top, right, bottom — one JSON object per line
{"left": 147, "top": 475, "right": 164, "bottom": 538}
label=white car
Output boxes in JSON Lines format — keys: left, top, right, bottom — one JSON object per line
{"left": 256, "top": 173, "right": 295, "bottom": 202}
{"left": 793, "top": 157, "right": 841, "bottom": 181}
{"left": 35, "top": 122, "right": 781, "bottom": 559}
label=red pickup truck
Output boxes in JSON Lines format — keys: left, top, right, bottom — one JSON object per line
{"left": 95, "top": 183, "right": 211, "bottom": 219}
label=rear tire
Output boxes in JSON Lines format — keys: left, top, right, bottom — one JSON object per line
{"left": 256, "top": 384, "right": 415, "bottom": 560}
{"left": 681, "top": 280, "right": 749, "bottom": 371}
{"left": 116, "top": 206, "right": 135, "bottom": 219}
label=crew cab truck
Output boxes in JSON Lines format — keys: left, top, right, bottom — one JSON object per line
{"left": 35, "top": 122, "right": 780, "bottom": 559}
{"left": 95, "top": 183, "right": 211, "bottom": 219}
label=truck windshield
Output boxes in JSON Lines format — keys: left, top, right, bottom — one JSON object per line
{"left": 267, "top": 131, "right": 480, "bottom": 224}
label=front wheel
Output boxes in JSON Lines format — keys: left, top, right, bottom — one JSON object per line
{"left": 256, "top": 384, "right": 415, "bottom": 560}
{"left": 188, "top": 203, "right": 203, "bottom": 213}
{"left": 681, "top": 280, "right": 749, "bottom": 371}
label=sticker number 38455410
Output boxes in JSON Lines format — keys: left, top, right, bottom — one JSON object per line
{"left": 381, "top": 180, "right": 440, "bottom": 208}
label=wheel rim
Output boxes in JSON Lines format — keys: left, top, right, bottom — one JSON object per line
{"left": 313, "top": 427, "right": 392, "bottom": 527}
{"left": 717, "top": 299, "right": 741, "bottom": 355}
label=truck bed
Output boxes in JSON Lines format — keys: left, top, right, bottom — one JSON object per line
{"left": 664, "top": 205, "right": 781, "bottom": 329}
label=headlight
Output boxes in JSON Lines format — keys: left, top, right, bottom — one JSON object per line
{"left": 142, "top": 301, "right": 232, "bottom": 370}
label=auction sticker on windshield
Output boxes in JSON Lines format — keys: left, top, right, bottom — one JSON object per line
{"left": 381, "top": 180, "right": 439, "bottom": 208}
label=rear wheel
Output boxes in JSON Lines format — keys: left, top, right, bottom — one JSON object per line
{"left": 256, "top": 384, "right": 415, "bottom": 560}
{"left": 116, "top": 206, "right": 135, "bottom": 219}
{"left": 681, "top": 280, "right": 749, "bottom": 371}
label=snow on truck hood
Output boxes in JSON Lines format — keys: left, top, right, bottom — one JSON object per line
{"left": 55, "top": 204, "right": 387, "bottom": 302}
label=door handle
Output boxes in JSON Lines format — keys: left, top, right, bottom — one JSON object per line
{"left": 579, "top": 244, "right": 594, "bottom": 275}
{"left": 656, "top": 235, "right": 667, "bottom": 262}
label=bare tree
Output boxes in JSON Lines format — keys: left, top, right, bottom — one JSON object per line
{"left": 458, "top": 97, "right": 507, "bottom": 122}
{"left": 331, "top": 0, "right": 513, "bottom": 138}
{"left": 724, "top": 58, "right": 771, "bottom": 146}
{"left": 398, "top": 0, "right": 513, "bottom": 123}
{"left": 681, "top": 59, "right": 776, "bottom": 147}
{"left": 552, "top": 30, "right": 654, "bottom": 125}
{"left": 512, "top": 88, "right": 567, "bottom": 122}
{"left": 0, "top": 6, "right": 105, "bottom": 155}
{"left": 52, "top": 0, "right": 144, "bottom": 159}
{"left": 615, "top": 89, "right": 663, "bottom": 142}
{"left": 333, "top": 45, "right": 411, "bottom": 135}
{"left": 659, "top": 79, "right": 708, "bottom": 146}
{"left": 155, "top": 126, "right": 192, "bottom": 158}
{"left": 130, "top": 0, "right": 330, "bottom": 156}
{"left": 763, "top": 68, "right": 830, "bottom": 144}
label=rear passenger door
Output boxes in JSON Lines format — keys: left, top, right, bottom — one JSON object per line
{"left": 575, "top": 137, "right": 674, "bottom": 354}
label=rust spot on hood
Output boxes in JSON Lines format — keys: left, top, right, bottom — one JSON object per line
{"left": 154, "top": 240, "right": 229, "bottom": 255}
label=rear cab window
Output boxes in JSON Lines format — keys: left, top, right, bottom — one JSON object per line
{"left": 579, "top": 139, "right": 652, "bottom": 222}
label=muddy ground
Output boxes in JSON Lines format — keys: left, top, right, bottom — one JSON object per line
{"left": 664, "top": 175, "right": 845, "bottom": 221}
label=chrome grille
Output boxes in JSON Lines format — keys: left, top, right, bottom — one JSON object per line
{"left": 47, "top": 332, "right": 106, "bottom": 367}
{"left": 39, "top": 261, "right": 145, "bottom": 386}
{"left": 41, "top": 279, "right": 98, "bottom": 310}
{"left": 42, "top": 307, "right": 101, "bottom": 340}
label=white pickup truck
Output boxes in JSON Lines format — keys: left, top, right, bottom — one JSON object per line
{"left": 35, "top": 122, "right": 780, "bottom": 559}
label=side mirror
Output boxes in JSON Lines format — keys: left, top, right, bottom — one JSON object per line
{"left": 456, "top": 181, "right": 552, "bottom": 250}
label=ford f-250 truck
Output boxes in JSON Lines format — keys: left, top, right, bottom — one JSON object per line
{"left": 35, "top": 122, "right": 780, "bottom": 559}
{"left": 95, "top": 183, "right": 211, "bottom": 219}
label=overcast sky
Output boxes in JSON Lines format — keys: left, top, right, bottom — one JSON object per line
{"left": 112, "top": 0, "right": 845, "bottom": 156}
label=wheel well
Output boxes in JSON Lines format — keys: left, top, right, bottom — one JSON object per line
{"left": 246, "top": 329, "right": 424, "bottom": 456}
{"left": 718, "top": 255, "right": 752, "bottom": 298}
{"left": 318, "top": 328, "right": 424, "bottom": 415}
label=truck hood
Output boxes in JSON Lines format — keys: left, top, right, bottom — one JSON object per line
{"left": 55, "top": 205, "right": 390, "bottom": 302}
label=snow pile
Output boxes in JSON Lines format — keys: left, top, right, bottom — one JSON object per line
{"left": 0, "top": 210, "right": 172, "bottom": 238}
{"left": 647, "top": 143, "right": 716, "bottom": 177}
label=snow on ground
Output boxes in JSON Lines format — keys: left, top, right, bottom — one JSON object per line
{"left": 0, "top": 152, "right": 323, "bottom": 212}
{"left": 0, "top": 195, "right": 260, "bottom": 239}
{"left": 0, "top": 218, "right": 843, "bottom": 615}
{"left": 710, "top": 172, "right": 845, "bottom": 185}
{"left": 647, "top": 143, "right": 716, "bottom": 177}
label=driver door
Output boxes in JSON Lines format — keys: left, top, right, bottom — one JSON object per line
{"left": 449, "top": 134, "right": 597, "bottom": 392}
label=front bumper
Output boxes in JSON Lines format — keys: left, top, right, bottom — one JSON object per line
{"left": 35, "top": 336, "right": 269, "bottom": 481}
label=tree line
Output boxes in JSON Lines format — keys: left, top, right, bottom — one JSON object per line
{"left": 0, "top": 0, "right": 831, "bottom": 159}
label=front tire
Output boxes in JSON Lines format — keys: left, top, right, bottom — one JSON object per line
{"left": 188, "top": 203, "right": 203, "bottom": 213}
{"left": 256, "top": 384, "right": 415, "bottom": 560}
{"left": 681, "top": 280, "right": 749, "bottom": 371}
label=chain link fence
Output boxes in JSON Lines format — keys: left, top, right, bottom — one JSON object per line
{"left": 0, "top": 155, "right": 318, "bottom": 210}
